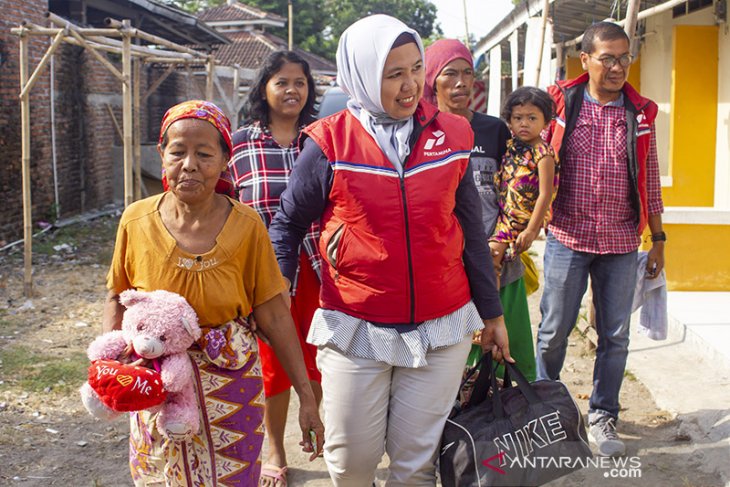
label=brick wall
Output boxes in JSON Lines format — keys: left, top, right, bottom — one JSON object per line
{"left": 0, "top": 0, "right": 53, "bottom": 243}
{"left": 0, "top": 1, "right": 235, "bottom": 243}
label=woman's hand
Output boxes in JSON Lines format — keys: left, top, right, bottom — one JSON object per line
{"left": 481, "top": 316, "right": 514, "bottom": 364}
{"left": 298, "top": 395, "right": 325, "bottom": 461}
{"left": 253, "top": 293, "right": 325, "bottom": 460}
{"left": 514, "top": 228, "right": 538, "bottom": 254}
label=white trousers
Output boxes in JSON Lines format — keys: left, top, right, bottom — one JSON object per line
{"left": 317, "top": 337, "right": 472, "bottom": 486}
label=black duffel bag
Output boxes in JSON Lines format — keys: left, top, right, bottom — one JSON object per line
{"left": 440, "top": 353, "right": 592, "bottom": 487}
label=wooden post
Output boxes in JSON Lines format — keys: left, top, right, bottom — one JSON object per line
{"left": 462, "top": 0, "right": 470, "bottom": 47}
{"left": 122, "top": 20, "right": 133, "bottom": 207}
{"left": 535, "top": 0, "right": 550, "bottom": 84}
{"left": 555, "top": 43, "right": 564, "bottom": 80}
{"left": 19, "top": 30, "right": 33, "bottom": 297}
{"left": 232, "top": 66, "right": 240, "bottom": 128}
{"left": 288, "top": 1, "right": 293, "bottom": 50}
{"left": 67, "top": 28, "right": 124, "bottom": 81}
{"left": 206, "top": 56, "right": 214, "bottom": 101}
{"left": 133, "top": 57, "right": 142, "bottom": 201}
{"left": 624, "top": 0, "right": 642, "bottom": 56}
{"left": 185, "top": 62, "right": 193, "bottom": 99}
{"left": 19, "top": 29, "right": 65, "bottom": 99}
{"left": 142, "top": 62, "right": 177, "bottom": 103}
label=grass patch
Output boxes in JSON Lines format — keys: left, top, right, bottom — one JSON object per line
{"left": 0, "top": 345, "right": 87, "bottom": 393}
{"left": 624, "top": 369, "right": 638, "bottom": 382}
{"left": 32, "top": 218, "right": 118, "bottom": 261}
{"left": 33, "top": 226, "right": 83, "bottom": 256}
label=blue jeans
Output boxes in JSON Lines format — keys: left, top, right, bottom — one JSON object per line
{"left": 536, "top": 232, "right": 637, "bottom": 422}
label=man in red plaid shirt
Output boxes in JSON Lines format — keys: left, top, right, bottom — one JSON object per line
{"left": 537, "top": 22, "right": 666, "bottom": 457}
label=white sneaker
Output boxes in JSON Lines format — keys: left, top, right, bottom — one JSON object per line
{"left": 589, "top": 416, "right": 626, "bottom": 457}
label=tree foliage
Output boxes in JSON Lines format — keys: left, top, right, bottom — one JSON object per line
{"left": 164, "top": 0, "right": 442, "bottom": 61}
{"left": 322, "top": 0, "right": 441, "bottom": 47}
{"left": 162, "top": 0, "right": 226, "bottom": 13}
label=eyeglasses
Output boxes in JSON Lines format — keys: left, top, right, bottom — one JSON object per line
{"left": 589, "top": 54, "right": 633, "bottom": 69}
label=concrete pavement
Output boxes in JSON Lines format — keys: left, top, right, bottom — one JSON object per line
{"left": 627, "top": 294, "right": 730, "bottom": 486}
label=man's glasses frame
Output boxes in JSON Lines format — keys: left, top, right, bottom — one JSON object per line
{"left": 589, "top": 54, "right": 633, "bottom": 69}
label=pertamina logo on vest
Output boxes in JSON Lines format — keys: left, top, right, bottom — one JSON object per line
{"left": 424, "top": 130, "right": 452, "bottom": 157}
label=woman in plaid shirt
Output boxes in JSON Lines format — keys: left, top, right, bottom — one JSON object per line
{"left": 229, "top": 51, "right": 321, "bottom": 487}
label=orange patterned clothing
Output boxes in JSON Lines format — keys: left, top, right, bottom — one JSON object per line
{"left": 107, "top": 192, "right": 287, "bottom": 327}
{"left": 490, "top": 138, "right": 559, "bottom": 252}
{"left": 107, "top": 192, "right": 288, "bottom": 485}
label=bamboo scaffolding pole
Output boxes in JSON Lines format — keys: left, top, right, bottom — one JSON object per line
{"left": 19, "top": 30, "right": 33, "bottom": 298}
{"left": 535, "top": 0, "right": 550, "bottom": 84}
{"left": 18, "top": 26, "right": 122, "bottom": 37}
{"left": 142, "top": 62, "right": 178, "bottom": 102}
{"left": 185, "top": 63, "right": 193, "bottom": 99}
{"left": 555, "top": 43, "right": 564, "bottom": 78}
{"left": 206, "top": 56, "right": 215, "bottom": 101}
{"left": 13, "top": 12, "right": 233, "bottom": 293}
{"left": 232, "top": 66, "right": 241, "bottom": 127}
{"left": 83, "top": 34, "right": 199, "bottom": 60}
{"left": 133, "top": 58, "right": 142, "bottom": 201}
{"left": 84, "top": 36, "right": 199, "bottom": 60}
{"left": 624, "top": 0, "right": 642, "bottom": 56}
{"left": 143, "top": 56, "right": 203, "bottom": 64}
{"left": 22, "top": 30, "right": 137, "bottom": 57}
{"left": 560, "top": 0, "right": 687, "bottom": 48}
{"left": 45, "top": 12, "right": 202, "bottom": 61}
{"left": 105, "top": 17, "right": 206, "bottom": 58}
{"left": 67, "top": 28, "right": 125, "bottom": 81}
{"left": 288, "top": 0, "right": 293, "bottom": 50}
{"left": 213, "top": 72, "right": 232, "bottom": 113}
{"left": 122, "top": 20, "right": 134, "bottom": 207}
{"left": 106, "top": 103, "right": 123, "bottom": 140}
{"left": 19, "top": 29, "right": 65, "bottom": 99}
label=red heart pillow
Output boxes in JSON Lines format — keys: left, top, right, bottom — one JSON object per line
{"left": 88, "top": 359, "right": 167, "bottom": 412}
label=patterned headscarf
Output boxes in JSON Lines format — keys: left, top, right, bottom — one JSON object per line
{"left": 158, "top": 100, "right": 235, "bottom": 198}
{"left": 424, "top": 39, "right": 474, "bottom": 106}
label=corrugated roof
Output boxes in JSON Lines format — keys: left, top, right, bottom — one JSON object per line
{"left": 213, "top": 31, "right": 336, "bottom": 74}
{"left": 199, "top": 2, "right": 285, "bottom": 23}
{"left": 476, "top": 0, "right": 666, "bottom": 56}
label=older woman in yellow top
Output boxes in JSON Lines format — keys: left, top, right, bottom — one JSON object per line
{"left": 103, "top": 100, "right": 323, "bottom": 485}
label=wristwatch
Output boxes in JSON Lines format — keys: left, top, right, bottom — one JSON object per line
{"left": 651, "top": 231, "right": 667, "bottom": 242}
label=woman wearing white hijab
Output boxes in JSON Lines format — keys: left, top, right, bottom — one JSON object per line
{"left": 269, "top": 14, "right": 511, "bottom": 486}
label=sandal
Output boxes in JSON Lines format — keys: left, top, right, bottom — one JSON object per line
{"left": 260, "top": 464, "right": 288, "bottom": 486}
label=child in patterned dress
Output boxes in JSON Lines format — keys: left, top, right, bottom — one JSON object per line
{"left": 489, "top": 87, "right": 559, "bottom": 285}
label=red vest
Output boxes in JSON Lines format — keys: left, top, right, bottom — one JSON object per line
{"left": 547, "top": 73, "right": 658, "bottom": 234}
{"left": 304, "top": 101, "right": 474, "bottom": 324}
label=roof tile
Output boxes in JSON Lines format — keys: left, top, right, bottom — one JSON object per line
{"left": 212, "top": 31, "right": 335, "bottom": 74}
{"left": 199, "top": 2, "right": 285, "bottom": 23}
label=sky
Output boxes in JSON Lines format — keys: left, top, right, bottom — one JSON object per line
{"left": 431, "top": 0, "right": 514, "bottom": 43}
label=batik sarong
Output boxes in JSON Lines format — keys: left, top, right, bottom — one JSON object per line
{"left": 128, "top": 318, "right": 264, "bottom": 486}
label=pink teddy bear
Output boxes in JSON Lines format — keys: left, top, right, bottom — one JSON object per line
{"left": 79, "top": 289, "right": 202, "bottom": 441}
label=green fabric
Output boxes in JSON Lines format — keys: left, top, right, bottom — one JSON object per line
{"left": 466, "top": 343, "right": 484, "bottom": 369}
{"left": 468, "top": 277, "right": 536, "bottom": 381}
{"left": 497, "top": 276, "right": 536, "bottom": 381}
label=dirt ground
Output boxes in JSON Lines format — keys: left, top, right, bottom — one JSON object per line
{"left": 0, "top": 215, "right": 725, "bottom": 487}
